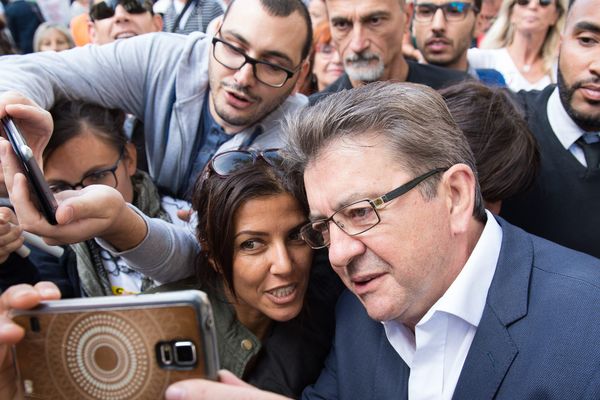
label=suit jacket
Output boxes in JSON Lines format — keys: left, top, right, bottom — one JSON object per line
{"left": 302, "top": 218, "right": 600, "bottom": 399}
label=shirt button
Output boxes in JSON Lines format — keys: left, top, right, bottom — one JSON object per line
{"left": 241, "top": 339, "right": 254, "bottom": 351}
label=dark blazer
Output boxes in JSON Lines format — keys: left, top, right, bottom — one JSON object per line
{"left": 302, "top": 218, "right": 600, "bottom": 399}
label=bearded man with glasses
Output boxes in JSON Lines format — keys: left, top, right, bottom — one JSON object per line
{"left": 411, "top": 0, "right": 506, "bottom": 85}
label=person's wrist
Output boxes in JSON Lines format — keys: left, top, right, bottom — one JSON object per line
{"left": 99, "top": 203, "right": 148, "bottom": 252}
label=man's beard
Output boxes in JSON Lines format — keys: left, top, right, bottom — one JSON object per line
{"left": 557, "top": 67, "right": 600, "bottom": 132}
{"left": 344, "top": 51, "right": 385, "bottom": 83}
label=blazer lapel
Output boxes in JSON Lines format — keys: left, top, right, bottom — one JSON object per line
{"left": 453, "top": 218, "right": 533, "bottom": 399}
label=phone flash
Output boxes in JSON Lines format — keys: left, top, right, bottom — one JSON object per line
{"left": 23, "top": 379, "right": 34, "bottom": 395}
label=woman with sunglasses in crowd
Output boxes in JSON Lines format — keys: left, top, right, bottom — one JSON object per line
{"left": 0, "top": 101, "right": 190, "bottom": 297}
{"left": 467, "top": 0, "right": 566, "bottom": 91}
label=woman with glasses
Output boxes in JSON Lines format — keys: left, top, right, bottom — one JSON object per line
{"left": 467, "top": 0, "right": 566, "bottom": 91}
{"left": 0, "top": 101, "right": 190, "bottom": 297}
{"left": 299, "top": 21, "right": 345, "bottom": 95}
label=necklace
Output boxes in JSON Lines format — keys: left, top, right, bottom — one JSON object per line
{"left": 522, "top": 63, "right": 531, "bottom": 73}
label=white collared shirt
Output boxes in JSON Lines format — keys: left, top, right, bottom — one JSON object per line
{"left": 547, "top": 87, "right": 600, "bottom": 167}
{"left": 382, "top": 211, "right": 502, "bottom": 400}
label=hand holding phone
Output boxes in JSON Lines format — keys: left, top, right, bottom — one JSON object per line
{"left": 11, "top": 290, "right": 219, "bottom": 399}
{"left": 0, "top": 117, "right": 58, "bottom": 225}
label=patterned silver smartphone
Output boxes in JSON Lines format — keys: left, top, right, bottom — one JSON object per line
{"left": 11, "top": 290, "right": 219, "bottom": 399}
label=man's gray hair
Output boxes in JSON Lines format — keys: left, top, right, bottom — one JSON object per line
{"left": 284, "top": 81, "right": 486, "bottom": 222}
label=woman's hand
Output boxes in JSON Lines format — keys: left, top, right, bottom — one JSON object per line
{"left": 0, "top": 139, "right": 147, "bottom": 250}
{"left": 0, "top": 282, "right": 61, "bottom": 400}
{"left": 0, "top": 208, "right": 24, "bottom": 263}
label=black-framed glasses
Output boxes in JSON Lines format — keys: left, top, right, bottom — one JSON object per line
{"left": 414, "top": 2, "right": 477, "bottom": 22}
{"left": 300, "top": 168, "right": 448, "bottom": 249}
{"left": 208, "top": 148, "right": 284, "bottom": 178}
{"left": 514, "top": 0, "right": 553, "bottom": 7}
{"left": 48, "top": 147, "right": 125, "bottom": 193}
{"left": 89, "top": 0, "right": 151, "bottom": 21}
{"left": 211, "top": 36, "right": 302, "bottom": 88}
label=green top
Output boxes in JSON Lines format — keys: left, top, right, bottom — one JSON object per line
{"left": 147, "top": 277, "right": 262, "bottom": 377}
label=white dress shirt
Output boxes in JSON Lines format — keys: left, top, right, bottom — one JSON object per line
{"left": 547, "top": 87, "right": 600, "bottom": 167}
{"left": 382, "top": 211, "right": 503, "bottom": 400}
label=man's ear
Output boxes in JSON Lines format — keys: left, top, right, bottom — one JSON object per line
{"left": 441, "top": 163, "right": 478, "bottom": 235}
{"left": 293, "top": 58, "right": 312, "bottom": 94}
{"left": 88, "top": 20, "right": 97, "bottom": 43}
{"left": 152, "top": 13, "right": 163, "bottom": 32}
{"left": 403, "top": 1, "right": 414, "bottom": 34}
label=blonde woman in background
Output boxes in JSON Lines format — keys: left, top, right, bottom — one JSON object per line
{"left": 468, "top": 0, "right": 566, "bottom": 91}
{"left": 33, "top": 22, "right": 74, "bottom": 52}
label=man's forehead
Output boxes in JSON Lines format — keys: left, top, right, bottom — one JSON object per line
{"left": 222, "top": 0, "right": 306, "bottom": 63}
{"left": 565, "top": 0, "right": 600, "bottom": 32}
{"left": 327, "top": 0, "right": 404, "bottom": 16}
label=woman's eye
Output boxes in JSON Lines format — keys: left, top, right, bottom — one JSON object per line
{"left": 240, "top": 240, "right": 263, "bottom": 251}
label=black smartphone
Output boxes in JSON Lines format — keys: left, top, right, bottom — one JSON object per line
{"left": 11, "top": 290, "right": 220, "bottom": 399}
{"left": 0, "top": 116, "right": 58, "bottom": 224}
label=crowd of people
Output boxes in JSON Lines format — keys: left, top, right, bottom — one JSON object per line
{"left": 0, "top": 0, "right": 599, "bottom": 399}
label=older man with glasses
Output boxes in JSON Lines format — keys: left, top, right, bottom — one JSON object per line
{"left": 0, "top": 0, "right": 312, "bottom": 283}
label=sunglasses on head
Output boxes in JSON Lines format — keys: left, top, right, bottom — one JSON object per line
{"left": 515, "top": 0, "right": 553, "bottom": 7}
{"left": 208, "top": 149, "right": 284, "bottom": 178}
{"left": 89, "top": 0, "right": 150, "bottom": 21}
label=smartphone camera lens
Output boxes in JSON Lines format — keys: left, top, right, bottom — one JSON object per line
{"left": 174, "top": 341, "right": 197, "bottom": 366}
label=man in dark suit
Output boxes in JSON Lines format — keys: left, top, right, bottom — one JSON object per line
{"left": 63, "top": 82, "right": 596, "bottom": 399}
{"left": 500, "top": 0, "right": 600, "bottom": 259}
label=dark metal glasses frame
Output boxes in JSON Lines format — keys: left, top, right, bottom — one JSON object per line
{"left": 48, "top": 147, "right": 125, "bottom": 193}
{"left": 413, "top": 2, "right": 477, "bottom": 22}
{"left": 514, "top": 0, "right": 553, "bottom": 7}
{"left": 211, "top": 36, "right": 302, "bottom": 88}
{"left": 300, "top": 168, "right": 448, "bottom": 249}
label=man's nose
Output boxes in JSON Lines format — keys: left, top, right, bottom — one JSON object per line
{"left": 327, "top": 223, "right": 366, "bottom": 269}
{"left": 349, "top": 25, "right": 370, "bottom": 54}
{"left": 112, "top": 4, "right": 132, "bottom": 22}
{"left": 431, "top": 8, "right": 447, "bottom": 32}
{"left": 233, "top": 62, "right": 256, "bottom": 87}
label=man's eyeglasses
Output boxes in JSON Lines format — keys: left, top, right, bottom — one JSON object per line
{"left": 89, "top": 0, "right": 151, "bottom": 21}
{"left": 414, "top": 2, "right": 477, "bottom": 22}
{"left": 48, "top": 147, "right": 125, "bottom": 193}
{"left": 207, "top": 149, "right": 284, "bottom": 178}
{"left": 211, "top": 36, "right": 302, "bottom": 88}
{"left": 514, "top": 0, "right": 553, "bottom": 7}
{"left": 300, "top": 168, "right": 448, "bottom": 249}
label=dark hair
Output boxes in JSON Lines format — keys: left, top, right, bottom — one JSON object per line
{"left": 0, "top": 17, "right": 16, "bottom": 55}
{"left": 193, "top": 162, "right": 306, "bottom": 297}
{"left": 225, "top": 0, "right": 313, "bottom": 61}
{"left": 284, "top": 81, "right": 487, "bottom": 222}
{"left": 299, "top": 21, "right": 333, "bottom": 95}
{"left": 44, "top": 101, "right": 127, "bottom": 165}
{"left": 439, "top": 81, "right": 539, "bottom": 203}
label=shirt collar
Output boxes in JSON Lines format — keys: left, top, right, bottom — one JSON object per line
{"left": 418, "top": 210, "right": 502, "bottom": 328}
{"left": 547, "top": 87, "right": 587, "bottom": 150}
